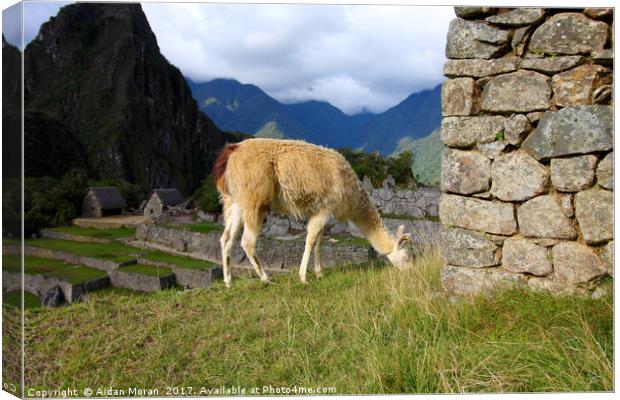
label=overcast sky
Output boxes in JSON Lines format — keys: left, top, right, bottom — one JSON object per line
{"left": 3, "top": 1, "right": 454, "bottom": 114}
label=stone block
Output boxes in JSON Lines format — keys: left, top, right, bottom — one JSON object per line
{"left": 521, "top": 56, "right": 585, "bottom": 74}
{"left": 518, "top": 195, "right": 577, "bottom": 239}
{"left": 443, "top": 58, "right": 518, "bottom": 78}
{"left": 481, "top": 71, "right": 552, "bottom": 113}
{"left": 485, "top": 8, "right": 545, "bottom": 26}
{"left": 441, "top": 148, "right": 490, "bottom": 195}
{"left": 522, "top": 106, "right": 613, "bottom": 161}
{"left": 446, "top": 18, "right": 509, "bottom": 59}
{"left": 442, "top": 77, "right": 478, "bottom": 116}
{"left": 583, "top": 8, "right": 613, "bottom": 19}
{"left": 552, "top": 241, "right": 606, "bottom": 285}
{"left": 441, "top": 116, "right": 505, "bottom": 147}
{"left": 574, "top": 188, "right": 613, "bottom": 245}
{"left": 491, "top": 151, "right": 549, "bottom": 202}
{"left": 601, "top": 241, "right": 614, "bottom": 277}
{"left": 596, "top": 152, "right": 613, "bottom": 190}
{"left": 439, "top": 194, "right": 517, "bottom": 235}
{"left": 503, "top": 114, "right": 532, "bottom": 145}
{"left": 441, "top": 265, "right": 526, "bottom": 297}
{"left": 440, "top": 227, "right": 500, "bottom": 268}
{"left": 477, "top": 140, "right": 507, "bottom": 160}
{"left": 454, "top": 7, "right": 497, "bottom": 19}
{"left": 502, "top": 238, "right": 552, "bottom": 276}
{"left": 529, "top": 13, "right": 608, "bottom": 55}
{"left": 552, "top": 64, "right": 610, "bottom": 107}
{"left": 550, "top": 155, "right": 597, "bottom": 192}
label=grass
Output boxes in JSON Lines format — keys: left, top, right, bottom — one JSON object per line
{"left": 164, "top": 222, "right": 223, "bottom": 234}
{"left": 119, "top": 264, "right": 173, "bottom": 277}
{"left": 25, "top": 238, "right": 138, "bottom": 263}
{"left": 141, "top": 251, "right": 215, "bottom": 270}
{"left": 21, "top": 245, "right": 612, "bottom": 394}
{"left": 2, "top": 254, "right": 108, "bottom": 284}
{"left": 4, "top": 291, "right": 41, "bottom": 309}
{"left": 45, "top": 226, "right": 136, "bottom": 240}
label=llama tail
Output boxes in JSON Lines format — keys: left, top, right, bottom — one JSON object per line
{"left": 212, "top": 143, "right": 240, "bottom": 195}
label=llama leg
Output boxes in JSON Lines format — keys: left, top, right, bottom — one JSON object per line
{"left": 220, "top": 202, "right": 242, "bottom": 288}
{"left": 313, "top": 228, "right": 325, "bottom": 278}
{"left": 299, "top": 213, "right": 329, "bottom": 284}
{"left": 241, "top": 208, "right": 270, "bottom": 283}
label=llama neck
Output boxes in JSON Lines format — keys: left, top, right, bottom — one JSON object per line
{"left": 351, "top": 197, "right": 395, "bottom": 256}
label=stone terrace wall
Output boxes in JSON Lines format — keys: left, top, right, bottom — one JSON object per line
{"left": 440, "top": 7, "right": 613, "bottom": 296}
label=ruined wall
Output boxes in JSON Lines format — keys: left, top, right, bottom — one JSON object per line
{"left": 439, "top": 7, "right": 613, "bottom": 296}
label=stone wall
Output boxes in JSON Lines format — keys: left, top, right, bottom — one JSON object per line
{"left": 440, "top": 7, "right": 613, "bottom": 296}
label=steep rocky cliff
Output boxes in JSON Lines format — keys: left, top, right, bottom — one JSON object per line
{"left": 24, "top": 3, "right": 241, "bottom": 194}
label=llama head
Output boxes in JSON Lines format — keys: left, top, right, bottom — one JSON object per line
{"left": 386, "top": 224, "right": 413, "bottom": 271}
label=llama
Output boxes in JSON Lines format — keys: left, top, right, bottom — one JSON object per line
{"left": 213, "top": 138, "right": 413, "bottom": 287}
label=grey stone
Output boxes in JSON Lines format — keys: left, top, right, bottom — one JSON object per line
{"left": 41, "top": 285, "right": 64, "bottom": 307}
{"left": 526, "top": 112, "right": 544, "bottom": 124}
{"left": 443, "top": 58, "right": 518, "bottom": 78}
{"left": 439, "top": 194, "right": 517, "bottom": 235}
{"left": 442, "top": 78, "right": 478, "bottom": 116}
{"left": 596, "top": 152, "right": 613, "bottom": 190}
{"left": 502, "top": 238, "right": 552, "bottom": 276}
{"left": 521, "top": 56, "right": 585, "bottom": 74}
{"left": 446, "top": 18, "right": 509, "bottom": 59}
{"left": 553, "top": 241, "right": 606, "bottom": 284}
{"left": 592, "top": 85, "right": 612, "bottom": 105}
{"left": 559, "top": 194, "right": 574, "bottom": 218}
{"left": 601, "top": 241, "right": 614, "bottom": 277}
{"left": 574, "top": 188, "right": 613, "bottom": 245}
{"left": 529, "top": 13, "right": 608, "bottom": 55}
{"left": 361, "top": 175, "right": 374, "bottom": 191}
{"left": 481, "top": 71, "right": 552, "bottom": 113}
{"left": 454, "top": 7, "right": 496, "bottom": 19}
{"left": 531, "top": 238, "right": 560, "bottom": 247}
{"left": 583, "top": 8, "right": 613, "bottom": 19}
{"left": 592, "top": 49, "right": 613, "bottom": 66}
{"left": 550, "top": 155, "right": 597, "bottom": 192}
{"left": 504, "top": 114, "right": 532, "bottom": 145}
{"left": 518, "top": 195, "right": 577, "bottom": 239}
{"left": 552, "top": 64, "right": 610, "bottom": 107}
{"left": 491, "top": 151, "right": 549, "bottom": 201}
{"left": 485, "top": 8, "right": 545, "bottom": 26}
{"left": 477, "top": 140, "right": 507, "bottom": 159}
{"left": 440, "top": 227, "right": 500, "bottom": 268}
{"left": 330, "top": 222, "right": 347, "bottom": 235}
{"left": 441, "top": 116, "right": 505, "bottom": 147}
{"left": 511, "top": 26, "right": 531, "bottom": 56}
{"left": 441, "top": 265, "right": 525, "bottom": 296}
{"left": 441, "top": 149, "right": 491, "bottom": 195}
{"left": 522, "top": 106, "right": 613, "bottom": 161}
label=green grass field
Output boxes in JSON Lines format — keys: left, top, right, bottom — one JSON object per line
{"left": 21, "top": 246, "right": 612, "bottom": 394}
{"left": 165, "top": 222, "right": 223, "bottom": 234}
{"left": 4, "top": 291, "right": 41, "bottom": 309}
{"left": 141, "top": 251, "right": 215, "bottom": 270}
{"left": 46, "top": 226, "right": 136, "bottom": 240}
{"left": 2, "top": 254, "right": 108, "bottom": 284}
{"left": 26, "top": 238, "right": 138, "bottom": 263}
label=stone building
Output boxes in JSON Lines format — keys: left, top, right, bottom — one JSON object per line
{"left": 81, "top": 187, "right": 127, "bottom": 218}
{"left": 143, "top": 188, "right": 184, "bottom": 219}
{"left": 439, "top": 7, "right": 613, "bottom": 297}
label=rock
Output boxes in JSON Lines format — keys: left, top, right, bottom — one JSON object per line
{"left": 441, "top": 265, "right": 525, "bottom": 296}
{"left": 361, "top": 175, "right": 374, "bottom": 191}
{"left": 441, "top": 116, "right": 505, "bottom": 147}
{"left": 592, "top": 49, "right": 613, "bottom": 66}
{"left": 529, "top": 13, "right": 608, "bottom": 55}
{"left": 511, "top": 26, "right": 531, "bottom": 56}
{"left": 477, "top": 140, "right": 507, "bottom": 159}
{"left": 596, "top": 152, "right": 613, "bottom": 190}
{"left": 440, "top": 227, "right": 500, "bottom": 267}
{"left": 583, "top": 8, "right": 613, "bottom": 19}
{"left": 454, "top": 7, "right": 496, "bottom": 19}
{"left": 550, "top": 155, "right": 597, "bottom": 192}
{"left": 559, "top": 194, "right": 574, "bottom": 218}
{"left": 592, "top": 85, "right": 612, "bottom": 104}
{"left": 521, "top": 56, "right": 585, "bottom": 74}
{"left": 552, "top": 241, "right": 606, "bottom": 284}
{"left": 522, "top": 106, "right": 613, "bottom": 161}
{"left": 574, "top": 188, "right": 613, "bottom": 245}
{"left": 443, "top": 58, "right": 518, "bottom": 78}
{"left": 552, "top": 64, "right": 610, "bottom": 107}
{"left": 531, "top": 238, "right": 560, "bottom": 247}
{"left": 481, "top": 71, "right": 552, "bottom": 113}
{"left": 591, "top": 286, "right": 608, "bottom": 300}
{"left": 601, "top": 241, "right": 614, "bottom": 277}
{"left": 439, "top": 194, "right": 517, "bottom": 235}
{"left": 442, "top": 78, "right": 478, "bottom": 116}
{"left": 445, "top": 18, "right": 509, "bottom": 59}
{"left": 518, "top": 195, "right": 577, "bottom": 239}
{"left": 491, "top": 151, "right": 549, "bottom": 201}
{"left": 528, "top": 274, "right": 571, "bottom": 294}
{"left": 485, "top": 8, "right": 545, "bottom": 26}
{"left": 502, "top": 238, "right": 552, "bottom": 276}
{"left": 441, "top": 149, "right": 491, "bottom": 195}
{"left": 41, "top": 285, "right": 64, "bottom": 307}
{"left": 503, "top": 114, "right": 532, "bottom": 145}
{"left": 329, "top": 222, "right": 347, "bottom": 235}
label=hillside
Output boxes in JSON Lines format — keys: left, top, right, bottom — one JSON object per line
{"left": 393, "top": 128, "right": 442, "bottom": 187}
{"left": 2, "top": 35, "right": 21, "bottom": 178}
{"left": 188, "top": 78, "right": 441, "bottom": 153}
{"left": 24, "top": 4, "right": 242, "bottom": 194}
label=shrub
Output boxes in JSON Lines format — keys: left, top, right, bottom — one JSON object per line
{"left": 192, "top": 176, "right": 221, "bottom": 214}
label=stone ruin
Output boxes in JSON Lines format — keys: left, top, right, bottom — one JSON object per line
{"left": 439, "top": 7, "right": 614, "bottom": 296}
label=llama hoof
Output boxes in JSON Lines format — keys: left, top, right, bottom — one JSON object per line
{"left": 225, "top": 281, "right": 232, "bottom": 288}
{"left": 315, "top": 272, "right": 324, "bottom": 279}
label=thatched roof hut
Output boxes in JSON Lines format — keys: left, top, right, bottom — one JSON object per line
{"left": 143, "top": 188, "right": 184, "bottom": 219}
{"left": 82, "top": 187, "right": 127, "bottom": 218}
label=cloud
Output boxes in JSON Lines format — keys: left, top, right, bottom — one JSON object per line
{"left": 143, "top": 3, "right": 453, "bottom": 114}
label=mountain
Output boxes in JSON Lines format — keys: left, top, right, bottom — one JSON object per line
{"left": 24, "top": 3, "right": 242, "bottom": 194}
{"left": 393, "top": 128, "right": 442, "bottom": 187}
{"left": 2, "top": 35, "right": 22, "bottom": 178}
{"left": 189, "top": 78, "right": 441, "bottom": 154}
{"left": 360, "top": 85, "right": 442, "bottom": 155}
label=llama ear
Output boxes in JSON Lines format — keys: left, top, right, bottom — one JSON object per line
{"left": 396, "top": 224, "right": 405, "bottom": 237}
{"left": 398, "top": 233, "right": 411, "bottom": 247}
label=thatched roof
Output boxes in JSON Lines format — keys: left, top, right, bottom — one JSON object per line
{"left": 87, "top": 187, "right": 127, "bottom": 209}
{"left": 149, "top": 188, "right": 184, "bottom": 207}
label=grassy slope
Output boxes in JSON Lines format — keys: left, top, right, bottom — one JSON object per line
{"left": 141, "top": 251, "right": 215, "bottom": 270}
{"left": 393, "top": 128, "right": 442, "bottom": 187}
{"left": 22, "top": 247, "right": 612, "bottom": 393}
{"left": 26, "top": 238, "right": 137, "bottom": 263}
{"left": 46, "top": 226, "right": 136, "bottom": 239}
{"left": 3, "top": 254, "right": 108, "bottom": 284}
